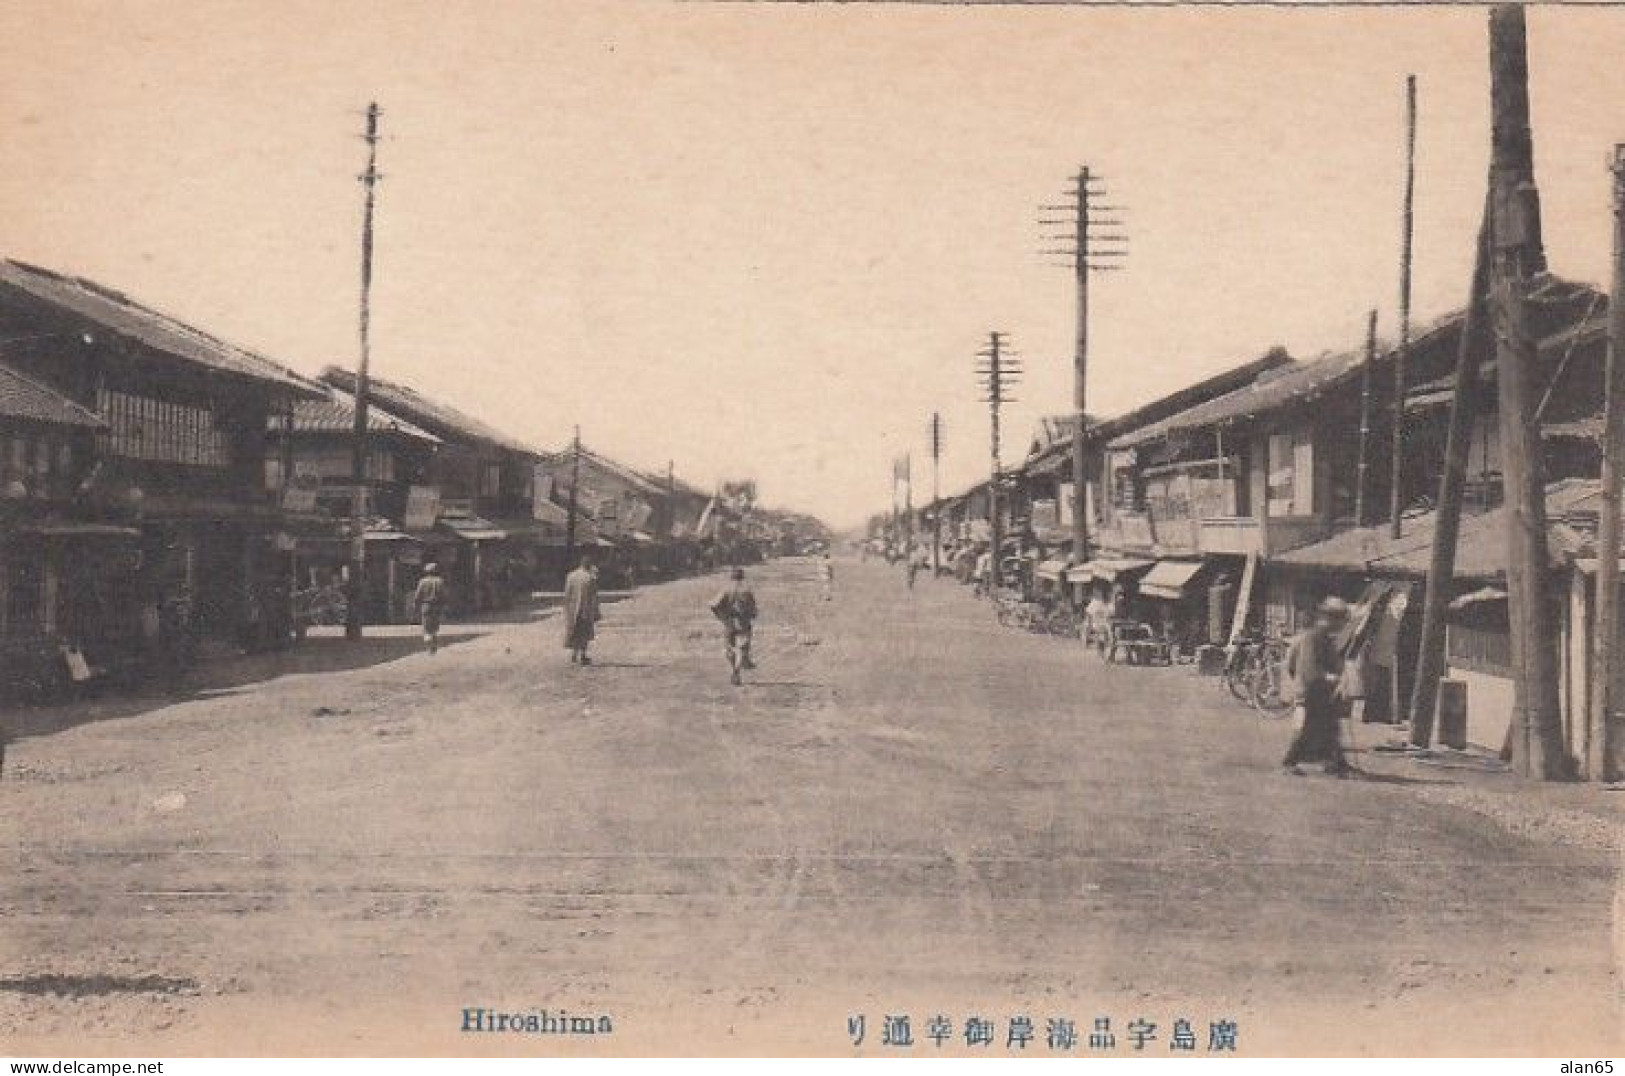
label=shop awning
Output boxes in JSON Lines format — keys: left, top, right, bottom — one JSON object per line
{"left": 1139, "top": 558, "right": 1208, "bottom": 601}
{"left": 1064, "top": 565, "right": 1094, "bottom": 584}
{"left": 1079, "top": 556, "right": 1155, "bottom": 583}
{"left": 628, "top": 530, "right": 656, "bottom": 544}
{"left": 17, "top": 522, "right": 140, "bottom": 539}
{"left": 361, "top": 530, "right": 418, "bottom": 543}
{"left": 1035, "top": 558, "right": 1070, "bottom": 582}
{"left": 438, "top": 516, "right": 508, "bottom": 542}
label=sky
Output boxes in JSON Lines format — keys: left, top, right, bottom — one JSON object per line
{"left": 1, "top": 2, "right": 1623, "bottom": 529}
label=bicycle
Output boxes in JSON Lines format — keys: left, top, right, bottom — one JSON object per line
{"left": 1223, "top": 631, "right": 1292, "bottom": 716}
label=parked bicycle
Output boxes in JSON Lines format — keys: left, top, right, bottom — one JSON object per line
{"left": 1223, "top": 630, "right": 1293, "bottom": 718}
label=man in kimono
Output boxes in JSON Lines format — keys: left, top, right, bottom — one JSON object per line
{"left": 710, "top": 567, "right": 758, "bottom": 686}
{"left": 1282, "top": 597, "right": 1351, "bottom": 776}
{"left": 562, "top": 555, "right": 601, "bottom": 665}
{"left": 412, "top": 562, "right": 447, "bottom": 655}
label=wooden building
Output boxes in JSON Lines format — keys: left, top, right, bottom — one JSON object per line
{"left": 0, "top": 260, "right": 324, "bottom": 668}
{"left": 319, "top": 367, "right": 543, "bottom": 612}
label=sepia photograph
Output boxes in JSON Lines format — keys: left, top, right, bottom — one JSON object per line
{"left": 1, "top": 0, "right": 1624, "bottom": 1061}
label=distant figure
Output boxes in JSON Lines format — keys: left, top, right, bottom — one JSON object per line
{"left": 413, "top": 562, "right": 447, "bottom": 655}
{"left": 563, "top": 555, "right": 602, "bottom": 665}
{"left": 710, "top": 567, "right": 759, "bottom": 686}
{"left": 819, "top": 553, "right": 835, "bottom": 602}
{"left": 1084, "top": 591, "right": 1111, "bottom": 655}
{"left": 907, "top": 556, "right": 919, "bottom": 590}
{"left": 1282, "top": 597, "right": 1351, "bottom": 777}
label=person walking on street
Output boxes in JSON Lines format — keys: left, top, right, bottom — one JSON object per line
{"left": 818, "top": 553, "right": 835, "bottom": 602}
{"left": 563, "top": 555, "right": 601, "bottom": 665}
{"left": 412, "top": 562, "right": 447, "bottom": 655}
{"left": 710, "top": 567, "right": 758, "bottom": 686}
{"left": 1282, "top": 596, "right": 1352, "bottom": 777}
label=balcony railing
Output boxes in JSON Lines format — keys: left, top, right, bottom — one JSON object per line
{"left": 1195, "top": 516, "right": 1263, "bottom": 555}
{"left": 1099, "top": 511, "right": 1333, "bottom": 559}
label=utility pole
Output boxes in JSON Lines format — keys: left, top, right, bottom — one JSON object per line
{"left": 977, "top": 331, "right": 1021, "bottom": 593}
{"left": 929, "top": 412, "right": 943, "bottom": 576}
{"left": 1042, "top": 167, "right": 1127, "bottom": 565}
{"left": 564, "top": 425, "right": 582, "bottom": 567}
{"left": 902, "top": 453, "right": 913, "bottom": 561}
{"left": 1594, "top": 145, "right": 1625, "bottom": 781}
{"left": 1488, "top": 4, "right": 1563, "bottom": 779}
{"left": 1409, "top": 188, "right": 1493, "bottom": 749}
{"left": 1354, "top": 309, "right": 1379, "bottom": 528}
{"left": 347, "top": 101, "right": 382, "bottom": 641}
{"left": 1391, "top": 75, "right": 1418, "bottom": 539}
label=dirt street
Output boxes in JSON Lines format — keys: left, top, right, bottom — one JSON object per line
{"left": 2, "top": 557, "right": 1620, "bottom": 1055}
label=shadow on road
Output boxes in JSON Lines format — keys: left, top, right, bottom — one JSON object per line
{"left": 0, "top": 974, "right": 200, "bottom": 998}
{"left": 5, "top": 631, "right": 481, "bottom": 744}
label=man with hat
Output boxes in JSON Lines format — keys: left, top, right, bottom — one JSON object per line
{"left": 1282, "top": 596, "right": 1352, "bottom": 776}
{"left": 710, "top": 567, "right": 759, "bottom": 686}
{"left": 412, "top": 562, "right": 448, "bottom": 656}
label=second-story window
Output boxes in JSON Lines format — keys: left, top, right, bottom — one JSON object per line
{"left": 1267, "top": 429, "right": 1314, "bottom": 517}
{"left": 98, "top": 387, "right": 230, "bottom": 466}
{"left": 480, "top": 462, "right": 501, "bottom": 499}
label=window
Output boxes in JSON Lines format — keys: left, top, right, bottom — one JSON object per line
{"left": 480, "top": 462, "right": 501, "bottom": 499}
{"left": 1267, "top": 428, "right": 1314, "bottom": 517}
{"left": 1447, "top": 622, "right": 1512, "bottom": 677}
{"left": 98, "top": 387, "right": 230, "bottom": 466}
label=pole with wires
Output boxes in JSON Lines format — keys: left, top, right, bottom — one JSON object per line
{"left": 1391, "top": 75, "right": 1418, "bottom": 539}
{"left": 346, "top": 101, "right": 382, "bottom": 641}
{"left": 1040, "top": 167, "right": 1127, "bottom": 566}
{"left": 929, "top": 412, "right": 943, "bottom": 576}
{"left": 977, "top": 331, "right": 1020, "bottom": 594}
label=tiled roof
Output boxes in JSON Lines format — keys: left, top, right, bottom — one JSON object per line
{"left": 279, "top": 384, "right": 440, "bottom": 443}
{"left": 1273, "top": 478, "right": 1600, "bottom": 580}
{"left": 1111, "top": 276, "right": 1605, "bottom": 450}
{"left": 0, "top": 260, "right": 323, "bottom": 397}
{"left": 0, "top": 359, "right": 104, "bottom": 428}
{"left": 320, "top": 367, "right": 537, "bottom": 455}
{"left": 540, "top": 443, "right": 666, "bottom": 497}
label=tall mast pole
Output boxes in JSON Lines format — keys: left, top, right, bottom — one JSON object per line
{"left": 1355, "top": 309, "right": 1379, "bottom": 528}
{"left": 1409, "top": 188, "right": 1493, "bottom": 749}
{"left": 347, "top": 101, "right": 382, "bottom": 641}
{"left": 1390, "top": 75, "right": 1418, "bottom": 539}
{"left": 1488, "top": 4, "right": 1563, "bottom": 779}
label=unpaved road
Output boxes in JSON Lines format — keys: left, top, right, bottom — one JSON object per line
{"left": 2, "top": 557, "right": 1620, "bottom": 1055}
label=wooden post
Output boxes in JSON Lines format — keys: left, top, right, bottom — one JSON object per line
{"left": 1355, "top": 309, "right": 1379, "bottom": 528}
{"left": 1488, "top": 4, "right": 1564, "bottom": 779}
{"left": 902, "top": 453, "right": 913, "bottom": 560}
{"left": 346, "top": 101, "right": 382, "bottom": 641}
{"left": 1595, "top": 145, "right": 1625, "bottom": 781}
{"left": 1409, "top": 189, "right": 1492, "bottom": 748}
{"left": 564, "top": 425, "right": 581, "bottom": 567}
{"left": 929, "top": 412, "right": 943, "bottom": 575}
{"left": 1390, "top": 75, "right": 1418, "bottom": 539}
